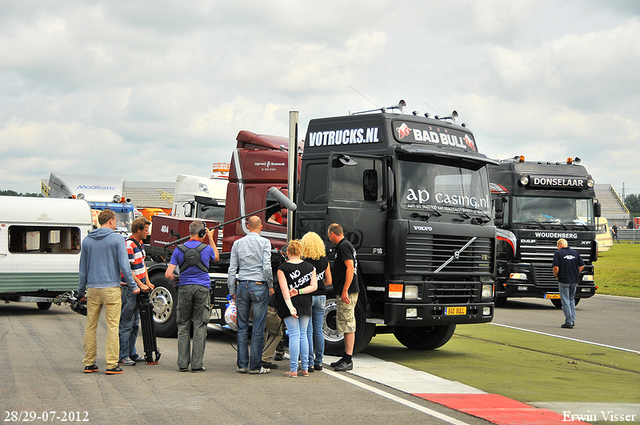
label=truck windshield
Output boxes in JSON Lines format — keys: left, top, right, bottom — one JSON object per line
{"left": 115, "top": 212, "right": 133, "bottom": 233}
{"left": 511, "top": 196, "right": 594, "bottom": 226}
{"left": 197, "top": 204, "right": 225, "bottom": 222}
{"left": 398, "top": 160, "right": 490, "bottom": 215}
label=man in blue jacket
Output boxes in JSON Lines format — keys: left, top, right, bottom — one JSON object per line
{"left": 79, "top": 209, "right": 138, "bottom": 375}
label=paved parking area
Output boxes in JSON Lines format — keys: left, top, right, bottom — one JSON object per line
{"left": 0, "top": 303, "right": 491, "bottom": 425}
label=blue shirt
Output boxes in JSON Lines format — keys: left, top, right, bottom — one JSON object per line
{"left": 227, "top": 232, "right": 273, "bottom": 294}
{"left": 169, "top": 240, "right": 217, "bottom": 288}
{"left": 552, "top": 247, "right": 585, "bottom": 284}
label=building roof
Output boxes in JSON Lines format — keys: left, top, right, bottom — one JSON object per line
{"left": 124, "top": 181, "right": 175, "bottom": 208}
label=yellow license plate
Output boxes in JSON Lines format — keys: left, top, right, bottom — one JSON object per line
{"left": 545, "top": 293, "right": 561, "bottom": 299}
{"left": 445, "top": 306, "right": 467, "bottom": 315}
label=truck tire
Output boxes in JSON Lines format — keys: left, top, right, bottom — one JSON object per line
{"left": 393, "top": 324, "right": 456, "bottom": 350}
{"left": 37, "top": 302, "right": 52, "bottom": 310}
{"left": 322, "top": 296, "right": 375, "bottom": 356}
{"left": 149, "top": 275, "right": 178, "bottom": 338}
{"left": 551, "top": 298, "right": 580, "bottom": 308}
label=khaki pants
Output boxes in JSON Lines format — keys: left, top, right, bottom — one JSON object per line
{"left": 262, "top": 306, "right": 284, "bottom": 362}
{"left": 83, "top": 287, "right": 122, "bottom": 369}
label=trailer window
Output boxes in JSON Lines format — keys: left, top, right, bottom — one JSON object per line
{"left": 9, "top": 226, "right": 81, "bottom": 254}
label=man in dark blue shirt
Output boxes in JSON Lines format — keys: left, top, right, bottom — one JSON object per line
{"left": 165, "top": 221, "right": 218, "bottom": 372}
{"left": 552, "top": 238, "right": 584, "bottom": 329}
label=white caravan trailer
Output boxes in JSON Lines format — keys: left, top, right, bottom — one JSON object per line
{"left": 0, "top": 196, "right": 93, "bottom": 309}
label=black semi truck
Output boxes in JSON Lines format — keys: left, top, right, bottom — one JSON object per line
{"left": 489, "top": 156, "right": 600, "bottom": 307}
{"left": 294, "top": 107, "right": 497, "bottom": 353}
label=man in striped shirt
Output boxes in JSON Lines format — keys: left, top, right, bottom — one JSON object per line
{"left": 119, "top": 217, "right": 153, "bottom": 365}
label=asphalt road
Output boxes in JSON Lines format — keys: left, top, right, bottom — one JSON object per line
{"left": 0, "top": 303, "right": 492, "bottom": 425}
{"left": 492, "top": 294, "right": 640, "bottom": 352}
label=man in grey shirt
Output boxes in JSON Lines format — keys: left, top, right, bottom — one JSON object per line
{"left": 228, "top": 216, "right": 273, "bottom": 374}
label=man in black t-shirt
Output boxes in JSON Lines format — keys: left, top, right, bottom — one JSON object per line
{"left": 327, "top": 223, "right": 359, "bottom": 372}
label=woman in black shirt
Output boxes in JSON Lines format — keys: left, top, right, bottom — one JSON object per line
{"left": 277, "top": 240, "right": 317, "bottom": 377}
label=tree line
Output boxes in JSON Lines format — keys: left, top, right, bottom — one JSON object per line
{"left": 624, "top": 194, "right": 640, "bottom": 217}
{"left": 0, "top": 190, "right": 43, "bottom": 197}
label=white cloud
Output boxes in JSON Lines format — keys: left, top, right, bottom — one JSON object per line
{"left": 1, "top": 1, "right": 640, "bottom": 195}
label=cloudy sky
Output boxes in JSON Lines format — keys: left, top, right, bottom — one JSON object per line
{"left": 1, "top": 0, "right": 639, "bottom": 197}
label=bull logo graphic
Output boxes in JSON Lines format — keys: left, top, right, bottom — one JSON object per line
{"left": 463, "top": 134, "right": 476, "bottom": 151}
{"left": 396, "top": 123, "right": 412, "bottom": 140}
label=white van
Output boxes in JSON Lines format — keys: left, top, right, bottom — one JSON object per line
{"left": 0, "top": 196, "right": 93, "bottom": 309}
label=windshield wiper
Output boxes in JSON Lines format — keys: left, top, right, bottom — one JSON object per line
{"left": 471, "top": 212, "right": 492, "bottom": 225}
{"left": 522, "top": 220, "right": 546, "bottom": 229}
{"left": 411, "top": 212, "right": 432, "bottom": 221}
{"left": 541, "top": 220, "right": 568, "bottom": 230}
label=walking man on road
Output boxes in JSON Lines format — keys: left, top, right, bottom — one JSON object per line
{"left": 327, "top": 223, "right": 359, "bottom": 372}
{"left": 79, "top": 209, "right": 138, "bottom": 375}
{"left": 228, "top": 216, "right": 273, "bottom": 374}
{"left": 165, "top": 221, "right": 219, "bottom": 372}
{"left": 552, "top": 238, "right": 585, "bottom": 329}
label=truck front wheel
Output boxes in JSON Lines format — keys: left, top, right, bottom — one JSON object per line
{"left": 393, "top": 324, "right": 456, "bottom": 350}
{"left": 322, "top": 296, "right": 375, "bottom": 356}
{"left": 149, "top": 275, "right": 178, "bottom": 337}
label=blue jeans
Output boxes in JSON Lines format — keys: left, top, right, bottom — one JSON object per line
{"left": 285, "top": 315, "right": 310, "bottom": 372}
{"left": 119, "top": 286, "right": 139, "bottom": 360}
{"left": 306, "top": 295, "right": 326, "bottom": 367}
{"left": 558, "top": 282, "right": 577, "bottom": 325}
{"left": 236, "top": 281, "right": 269, "bottom": 371}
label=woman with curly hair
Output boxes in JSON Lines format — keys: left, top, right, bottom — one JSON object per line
{"left": 301, "top": 231, "right": 332, "bottom": 371}
{"left": 277, "top": 239, "right": 317, "bottom": 377}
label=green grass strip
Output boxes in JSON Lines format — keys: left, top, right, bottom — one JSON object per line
{"left": 364, "top": 324, "right": 640, "bottom": 403}
{"left": 595, "top": 243, "right": 640, "bottom": 298}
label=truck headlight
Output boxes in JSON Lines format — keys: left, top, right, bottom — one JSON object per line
{"left": 481, "top": 284, "right": 493, "bottom": 299}
{"left": 582, "top": 275, "right": 594, "bottom": 282}
{"left": 405, "top": 285, "right": 419, "bottom": 300}
{"left": 509, "top": 272, "right": 527, "bottom": 280}
{"left": 406, "top": 308, "right": 418, "bottom": 318}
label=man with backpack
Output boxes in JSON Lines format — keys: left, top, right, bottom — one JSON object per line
{"left": 165, "top": 221, "right": 219, "bottom": 372}
{"left": 119, "top": 217, "right": 153, "bottom": 366}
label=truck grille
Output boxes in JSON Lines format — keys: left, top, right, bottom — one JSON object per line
{"left": 406, "top": 234, "right": 493, "bottom": 275}
{"left": 427, "top": 282, "right": 479, "bottom": 304}
{"left": 520, "top": 239, "right": 590, "bottom": 287}
{"left": 532, "top": 264, "right": 557, "bottom": 286}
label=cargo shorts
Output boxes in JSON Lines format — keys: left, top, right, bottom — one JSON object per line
{"left": 336, "top": 292, "right": 358, "bottom": 334}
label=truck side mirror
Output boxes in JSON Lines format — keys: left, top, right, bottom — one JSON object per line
{"left": 183, "top": 202, "right": 193, "bottom": 217}
{"left": 494, "top": 197, "right": 504, "bottom": 213}
{"left": 493, "top": 198, "right": 504, "bottom": 226}
{"left": 363, "top": 169, "right": 378, "bottom": 201}
{"left": 594, "top": 201, "right": 601, "bottom": 218}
